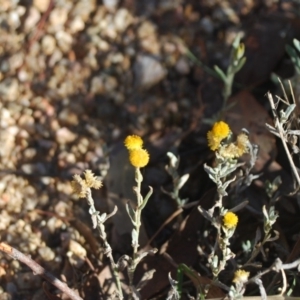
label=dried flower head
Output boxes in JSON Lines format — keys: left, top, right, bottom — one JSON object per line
{"left": 218, "top": 133, "right": 249, "bottom": 158}
{"left": 219, "top": 143, "right": 239, "bottom": 159}
{"left": 83, "top": 170, "right": 103, "bottom": 189}
{"left": 71, "top": 170, "right": 102, "bottom": 198}
{"left": 232, "top": 269, "right": 250, "bottom": 283}
{"left": 129, "top": 148, "right": 149, "bottom": 168}
{"left": 71, "top": 174, "right": 88, "bottom": 198}
{"left": 223, "top": 212, "right": 238, "bottom": 229}
{"left": 124, "top": 135, "right": 143, "bottom": 150}
{"left": 236, "top": 133, "right": 249, "bottom": 155}
{"left": 207, "top": 121, "right": 230, "bottom": 151}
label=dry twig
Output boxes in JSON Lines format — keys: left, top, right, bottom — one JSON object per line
{"left": 267, "top": 92, "right": 300, "bottom": 187}
{"left": 0, "top": 242, "right": 83, "bottom": 300}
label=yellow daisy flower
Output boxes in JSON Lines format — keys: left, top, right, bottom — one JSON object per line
{"left": 129, "top": 148, "right": 149, "bottom": 168}
{"left": 223, "top": 212, "right": 238, "bottom": 229}
{"left": 124, "top": 135, "right": 143, "bottom": 150}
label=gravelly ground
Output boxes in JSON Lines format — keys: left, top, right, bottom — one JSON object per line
{"left": 1, "top": 0, "right": 300, "bottom": 299}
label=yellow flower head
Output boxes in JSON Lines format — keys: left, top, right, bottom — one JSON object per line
{"left": 129, "top": 148, "right": 149, "bottom": 168}
{"left": 124, "top": 135, "right": 143, "bottom": 150}
{"left": 232, "top": 269, "right": 250, "bottom": 283}
{"left": 207, "top": 131, "right": 222, "bottom": 151}
{"left": 207, "top": 121, "right": 230, "bottom": 151}
{"left": 223, "top": 212, "right": 238, "bottom": 229}
{"left": 211, "top": 121, "right": 230, "bottom": 139}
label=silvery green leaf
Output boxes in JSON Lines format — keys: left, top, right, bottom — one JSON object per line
{"left": 208, "top": 173, "right": 218, "bottom": 184}
{"left": 140, "top": 186, "right": 153, "bottom": 210}
{"left": 198, "top": 205, "right": 214, "bottom": 222}
{"left": 126, "top": 203, "right": 136, "bottom": 226}
{"left": 179, "top": 198, "right": 188, "bottom": 206}
{"left": 131, "top": 286, "right": 141, "bottom": 300}
{"left": 242, "top": 240, "right": 252, "bottom": 253}
{"left": 88, "top": 206, "right": 96, "bottom": 216}
{"left": 136, "top": 269, "right": 156, "bottom": 290}
{"left": 271, "top": 176, "right": 282, "bottom": 193}
{"left": 225, "top": 162, "right": 245, "bottom": 176}
{"left": 99, "top": 212, "right": 107, "bottom": 223}
{"left": 232, "top": 57, "right": 246, "bottom": 73}
{"left": 249, "top": 144, "right": 259, "bottom": 169}
{"left": 222, "top": 176, "right": 236, "bottom": 192}
{"left": 135, "top": 248, "right": 158, "bottom": 266}
{"left": 167, "top": 152, "right": 179, "bottom": 169}
{"left": 265, "top": 123, "right": 279, "bottom": 136}
{"left": 178, "top": 174, "right": 189, "bottom": 190}
{"left": 254, "top": 278, "right": 267, "bottom": 300}
{"left": 116, "top": 255, "right": 130, "bottom": 271}
{"left": 284, "top": 103, "right": 296, "bottom": 119}
{"left": 244, "top": 173, "right": 260, "bottom": 186}
{"left": 293, "top": 38, "right": 300, "bottom": 52}
{"left": 280, "top": 104, "right": 296, "bottom": 123}
{"left": 286, "top": 44, "right": 300, "bottom": 73}
{"left": 218, "top": 187, "right": 228, "bottom": 197}
{"left": 269, "top": 206, "right": 279, "bottom": 222}
{"left": 204, "top": 163, "right": 217, "bottom": 175}
{"left": 212, "top": 255, "right": 219, "bottom": 269}
{"left": 167, "top": 273, "right": 180, "bottom": 300}
{"left": 262, "top": 205, "right": 269, "bottom": 221}
{"left": 105, "top": 205, "right": 118, "bottom": 221}
{"left": 219, "top": 164, "right": 238, "bottom": 178}
{"left": 91, "top": 213, "right": 97, "bottom": 229}
{"left": 214, "top": 65, "right": 227, "bottom": 82}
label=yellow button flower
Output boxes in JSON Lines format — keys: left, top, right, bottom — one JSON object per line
{"left": 223, "top": 212, "right": 238, "bottom": 229}
{"left": 207, "top": 121, "right": 230, "bottom": 151}
{"left": 124, "top": 135, "right": 143, "bottom": 150}
{"left": 129, "top": 148, "right": 149, "bottom": 168}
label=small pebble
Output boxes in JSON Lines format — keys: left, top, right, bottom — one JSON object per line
{"left": 134, "top": 55, "right": 167, "bottom": 89}
{"left": 41, "top": 35, "right": 56, "bottom": 55}
{"left": 33, "top": 0, "right": 51, "bottom": 12}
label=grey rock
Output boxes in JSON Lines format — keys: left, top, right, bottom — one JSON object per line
{"left": 134, "top": 54, "right": 167, "bottom": 89}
